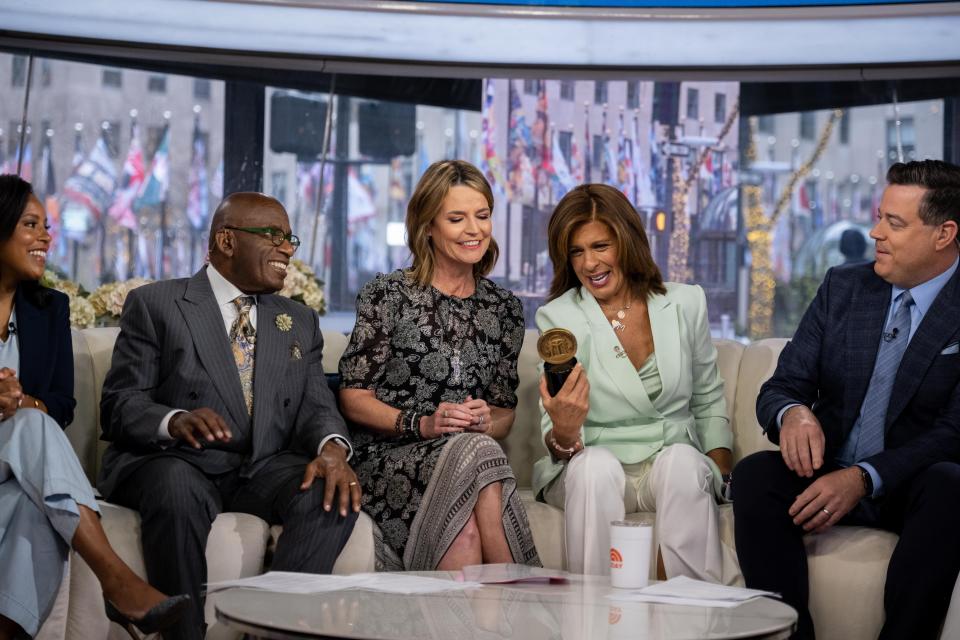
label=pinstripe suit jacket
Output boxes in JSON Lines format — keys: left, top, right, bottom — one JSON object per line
{"left": 97, "top": 266, "right": 349, "bottom": 498}
{"left": 757, "top": 261, "right": 960, "bottom": 494}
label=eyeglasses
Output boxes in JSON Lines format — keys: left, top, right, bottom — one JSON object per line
{"left": 223, "top": 226, "right": 300, "bottom": 251}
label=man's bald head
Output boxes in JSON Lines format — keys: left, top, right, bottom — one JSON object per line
{"left": 207, "top": 192, "right": 294, "bottom": 294}
{"left": 208, "top": 192, "right": 285, "bottom": 252}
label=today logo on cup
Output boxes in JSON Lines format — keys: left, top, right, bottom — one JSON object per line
{"left": 610, "top": 547, "right": 624, "bottom": 570}
{"left": 609, "top": 520, "right": 653, "bottom": 589}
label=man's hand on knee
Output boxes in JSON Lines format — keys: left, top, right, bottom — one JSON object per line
{"left": 300, "top": 442, "right": 362, "bottom": 517}
{"left": 169, "top": 408, "right": 232, "bottom": 449}
{"left": 788, "top": 467, "right": 865, "bottom": 533}
{"left": 780, "top": 406, "right": 825, "bottom": 478}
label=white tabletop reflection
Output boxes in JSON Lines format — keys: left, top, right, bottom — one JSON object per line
{"left": 214, "top": 572, "right": 796, "bottom": 640}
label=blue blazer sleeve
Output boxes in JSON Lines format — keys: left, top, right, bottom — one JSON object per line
{"left": 756, "top": 268, "right": 833, "bottom": 444}
{"left": 17, "top": 286, "right": 75, "bottom": 429}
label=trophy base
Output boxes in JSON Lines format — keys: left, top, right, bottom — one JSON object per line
{"left": 545, "top": 358, "right": 577, "bottom": 397}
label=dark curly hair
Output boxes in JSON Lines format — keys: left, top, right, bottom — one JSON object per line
{"left": 0, "top": 174, "right": 52, "bottom": 307}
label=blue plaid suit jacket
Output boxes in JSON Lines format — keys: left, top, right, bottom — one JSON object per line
{"left": 757, "top": 261, "right": 960, "bottom": 494}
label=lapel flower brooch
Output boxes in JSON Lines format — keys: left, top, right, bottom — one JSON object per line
{"left": 275, "top": 313, "right": 293, "bottom": 332}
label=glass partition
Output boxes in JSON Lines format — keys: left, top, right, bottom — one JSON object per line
{"left": 3, "top": 49, "right": 957, "bottom": 339}
{"left": 0, "top": 52, "right": 224, "bottom": 290}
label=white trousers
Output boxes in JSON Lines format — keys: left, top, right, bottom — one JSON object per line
{"left": 543, "top": 444, "right": 735, "bottom": 583}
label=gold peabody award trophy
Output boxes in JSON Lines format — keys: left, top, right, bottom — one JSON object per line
{"left": 538, "top": 328, "right": 578, "bottom": 396}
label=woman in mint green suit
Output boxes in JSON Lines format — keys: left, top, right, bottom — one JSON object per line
{"left": 534, "top": 184, "right": 736, "bottom": 582}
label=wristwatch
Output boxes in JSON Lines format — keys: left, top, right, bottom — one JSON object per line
{"left": 854, "top": 465, "right": 874, "bottom": 497}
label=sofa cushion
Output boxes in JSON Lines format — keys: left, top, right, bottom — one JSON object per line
{"left": 67, "top": 501, "right": 271, "bottom": 636}
{"left": 732, "top": 338, "right": 786, "bottom": 462}
{"left": 67, "top": 329, "right": 98, "bottom": 486}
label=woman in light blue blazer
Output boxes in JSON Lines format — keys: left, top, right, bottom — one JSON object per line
{"left": 0, "top": 176, "right": 187, "bottom": 639}
{"left": 535, "top": 184, "right": 736, "bottom": 582}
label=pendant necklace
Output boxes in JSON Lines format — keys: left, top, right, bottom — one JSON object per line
{"left": 601, "top": 298, "right": 632, "bottom": 333}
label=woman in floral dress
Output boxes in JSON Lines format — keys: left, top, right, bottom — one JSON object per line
{"left": 339, "top": 160, "right": 539, "bottom": 571}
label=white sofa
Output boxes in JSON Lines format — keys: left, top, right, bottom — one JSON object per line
{"left": 39, "top": 326, "right": 946, "bottom": 639}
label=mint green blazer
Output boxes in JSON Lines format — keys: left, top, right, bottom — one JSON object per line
{"left": 532, "top": 282, "right": 732, "bottom": 499}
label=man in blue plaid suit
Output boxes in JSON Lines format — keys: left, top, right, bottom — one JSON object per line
{"left": 734, "top": 160, "right": 960, "bottom": 640}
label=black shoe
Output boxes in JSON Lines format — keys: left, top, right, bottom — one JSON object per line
{"left": 104, "top": 594, "right": 192, "bottom": 639}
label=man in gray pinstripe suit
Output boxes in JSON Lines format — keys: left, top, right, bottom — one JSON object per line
{"left": 98, "top": 192, "right": 361, "bottom": 640}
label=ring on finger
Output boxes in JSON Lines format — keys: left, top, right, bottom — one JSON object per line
{"left": 349, "top": 481, "right": 358, "bottom": 486}
{"left": 443, "top": 410, "right": 448, "bottom": 418}
{"left": 478, "top": 415, "right": 484, "bottom": 425}
{"left": 821, "top": 507, "right": 831, "bottom": 516}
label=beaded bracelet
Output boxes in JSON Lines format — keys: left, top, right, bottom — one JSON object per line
{"left": 406, "top": 411, "right": 423, "bottom": 440}
{"left": 547, "top": 430, "right": 583, "bottom": 460}
{"left": 394, "top": 410, "right": 407, "bottom": 435}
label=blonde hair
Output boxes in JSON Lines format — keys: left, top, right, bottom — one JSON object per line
{"left": 406, "top": 160, "right": 499, "bottom": 286}
{"left": 546, "top": 184, "right": 666, "bottom": 302}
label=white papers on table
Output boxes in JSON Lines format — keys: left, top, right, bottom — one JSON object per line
{"left": 206, "top": 571, "right": 481, "bottom": 595}
{"left": 606, "top": 576, "right": 779, "bottom": 608}
{"left": 461, "top": 563, "right": 569, "bottom": 584}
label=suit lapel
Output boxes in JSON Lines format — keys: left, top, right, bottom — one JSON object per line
{"left": 579, "top": 289, "right": 659, "bottom": 418}
{"left": 251, "top": 295, "right": 287, "bottom": 432}
{"left": 646, "top": 292, "right": 681, "bottom": 405}
{"left": 886, "top": 269, "right": 960, "bottom": 428}
{"left": 842, "top": 273, "right": 890, "bottom": 433}
{"left": 177, "top": 267, "right": 249, "bottom": 430}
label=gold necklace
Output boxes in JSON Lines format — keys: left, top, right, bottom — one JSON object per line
{"left": 600, "top": 298, "right": 632, "bottom": 333}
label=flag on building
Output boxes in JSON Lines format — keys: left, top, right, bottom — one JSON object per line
{"left": 211, "top": 159, "right": 224, "bottom": 202}
{"left": 186, "top": 124, "right": 209, "bottom": 230}
{"left": 0, "top": 134, "right": 8, "bottom": 175}
{"left": 616, "top": 111, "right": 634, "bottom": 199}
{"left": 632, "top": 111, "right": 655, "bottom": 207}
{"left": 38, "top": 135, "right": 61, "bottom": 244}
{"left": 583, "top": 104, "right": 592, "bottom": 182}
{"left": 297, "top": 161, "right": 321, "bottom": 211}
{"left": 480, "top": 80, "right": 505, "bottom": 194}
{"left": 72, "top": 128, "right": 85, "bottom": 171}
{"left": 533, "top": 82, "right": 552, "bottom": 175}
{"left": 108, "top": 121, "right": 144, "bottom": 231}
{"left": 551, "top": 129, "right": 576, "bottom": 200}
{"left": 569, "top": 130, "right": 583, "bottom": 184}
{"left": 649, "top": 122, "right": 661, "bottom": 204}
{"left": 600, "top": 109, "right": 617, "bottom": 187}
{"left": 416, "top": 133, "right": 431, "bottom": 180}
{"left": 136, "top": 126, "right": 170, "bottom": 211}
{"left": 507, "top": 80, "right": 534, "bottom": 203}
{"left": 699, "top": 150, "right": 716, "bottom": 195}
{"left": 63, "top": 134, "right": 117, "bottom": 220}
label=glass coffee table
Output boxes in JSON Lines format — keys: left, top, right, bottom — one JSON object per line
{"left": 214, "top": 572, "right": 796, "bottom": 640}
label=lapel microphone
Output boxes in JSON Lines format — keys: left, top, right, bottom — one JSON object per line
{"left": 882, "top": 328, "right": 899, "bottom": 343}
{"left": 7, "top": 322, "right": 16, "bottom": 336}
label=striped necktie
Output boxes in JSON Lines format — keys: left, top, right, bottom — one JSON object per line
{"left": 230, "top": 295, "right": 256, "bottom": 415}
{"left": 852, "top": 290, "right": 914, "bottom": 461}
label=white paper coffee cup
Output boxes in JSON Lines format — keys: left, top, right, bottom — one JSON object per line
{"left": 609, "top": 520, "right": 653, "bottom": 589}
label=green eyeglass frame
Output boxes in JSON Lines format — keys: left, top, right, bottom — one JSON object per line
{"left": 223, "top": 225, "right": 300, "bottom": 250}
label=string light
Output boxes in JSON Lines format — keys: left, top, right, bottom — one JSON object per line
{"left": 667, "top": 101, "right": 740, "bottom": 283}
{"left": 746, "top": 110, "right": 840, "bottom": 338}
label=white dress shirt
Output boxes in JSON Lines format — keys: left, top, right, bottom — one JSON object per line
{"left": 158, "top": 264, "right": 351, "bottom": 459}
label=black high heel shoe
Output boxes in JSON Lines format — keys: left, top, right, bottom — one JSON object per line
{"left": 104, "top": 593, "right": 192, "bottom": 639}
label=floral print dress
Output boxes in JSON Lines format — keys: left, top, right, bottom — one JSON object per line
{"left": 339, "top": 270, "right": 540, "bottom": 570}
